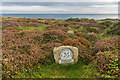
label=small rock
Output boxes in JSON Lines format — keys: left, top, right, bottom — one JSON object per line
{"left": 67, "top": 31, "right": 74, "bottom": 34}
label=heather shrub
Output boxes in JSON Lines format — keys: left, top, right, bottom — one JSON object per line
{"left": 93, "top": 36, "right": 120, "bottom": 54}
{"left": 65, "top": 18, "right": 81, "bottom": 22}
{"left": 65, "top": 18, "right": 94, "bottom": 22}
{"left": 2, "top": 20, "right": 19, "bottom": 29}
{"left": 104, "top": 22, "right": 120, "bottom": 35}
{"left": 57, "top": 22, "right": 69, "bottom": 27}
{"left": 41, "top": 42, "right": 62, "bottom": 63}
{"left": 63, "top": 39, "right": 80, "bottom": 47}
{"left": 74, "top": 31, "right": 84, "bottom": 37}
{"left": 41, "top": 42, "right": 62, "bottom": 53}
{"left": 79, "top": 18, "right": 90, "bottom": 21}
{"left": 61, "top": 27, "right": 69, "bottom": 32}
{"left": 2, "top": 31, "right": 62, "bottom": 78}
{"left": 92, "top": 50, "right": 119, "bottom": 78}
{"left": 5, "top": 27, "right": 20, "bottom": 30}
{"left": 84, "top": 23, "right": 105, "bottom": 29}
{"left": 63, "top": 38, "right": 92, "bottom": 61}
{"left": 2, "top": 43, "right": 47, "bottom": 78}
{"left": 46, "top": 26, "right": 59, "bottom": 30}
{"left": 2, "top": 48, "right": 47, "bottom": 78}
{"left": 41, "top": 30, "right": 68, "bottom": 43}
{"left": 77, "top": 36, "right": 90, "bottom": 48}
{"left": 85, "top": 27, "right": 100, "bottom": 33}
{"left": 75, "top": 32, "right": 99, "bottom": 45}
{"left": 66, "top": 32, "right": 76, "bottom": 39}
{"left": 87, "top": 33, "right": 99, "bottom": 42}
{"left": 98, "top": 20, "right": 113, "bottom": 27}
{"left": 2, "top": 17, "right": 49, "bottom": 30}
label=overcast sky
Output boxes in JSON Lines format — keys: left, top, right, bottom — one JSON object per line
{"left": 2, "top": 0, "right": 120, "bottom": 2}
{"left": 1, "top": 0, "right": 119, "bottom": 14}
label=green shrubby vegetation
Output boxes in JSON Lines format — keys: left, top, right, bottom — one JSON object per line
{"left": 65, "top": 18, "right": 95, "bottom": 22}
{"left": 104, "top": 22, "right": 120, "bottom": 35}
{"left": 98, "top": 20, "right": 114, "bottom": 27}
{"left": 93, "top": 50, "right": 119, "bottom": 78}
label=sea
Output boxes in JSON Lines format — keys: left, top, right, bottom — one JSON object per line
{"left": 1, "top": 14, "right": 118, "bottom": 20}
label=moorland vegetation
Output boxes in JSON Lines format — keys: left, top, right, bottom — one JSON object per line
{"left": 1, "top": 17, "right": 119, "bottom": 78}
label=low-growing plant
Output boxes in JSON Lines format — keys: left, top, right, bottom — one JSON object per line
{"left": 92, "top": 50, "right": 119, "bottom": 78}
{"left": 93, "top": 36, "right": 120, "bottom": 53}
{"left": 41, "top": 30, "right": 68, "bottom": 43}
{"left": 103, "top": 22, "right": 120, "bottom": 36}
{"left": 2, "top": 31, "right": 62, "bottom": 78}
{"left": 98, "top": 20, "right": 113, "bottom": 27}
{"left": 63, "top": 38, "right": 92, "bottom": 61}
{"left": 78, "top": 36, "right": 90, "bottom": 48}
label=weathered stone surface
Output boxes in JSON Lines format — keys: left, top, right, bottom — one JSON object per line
{"left": 53, "top": 46, "right": 78, "bottom": 64}
{"left": 67, "top": 31, "right": 74, "bottom": 34}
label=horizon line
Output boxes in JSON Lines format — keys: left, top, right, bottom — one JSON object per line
{"left": 2, "top": 13, "right": 118, "bottom": 15}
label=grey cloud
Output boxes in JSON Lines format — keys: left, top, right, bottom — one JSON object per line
{"left": 2, "top": 0, "right": 120, "bottom": 2}
{"left": 2, "top": 2, "right": 118, "bottom": 14}
{"left": 2, "top": 2, "right": 118, "bottom": 7}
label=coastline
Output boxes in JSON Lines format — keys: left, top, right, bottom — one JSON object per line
{"left": 1, "top": 14, "right": 118, "bottom": 20}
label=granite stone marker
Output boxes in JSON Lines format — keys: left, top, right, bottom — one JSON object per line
{"left": 53, "top": 46, "right": 78, "bottom": 64}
